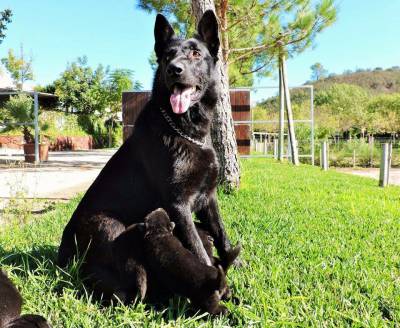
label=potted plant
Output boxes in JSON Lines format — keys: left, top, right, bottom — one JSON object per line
{"left": 1, "top": 94, "right": 49, "bottom": 163}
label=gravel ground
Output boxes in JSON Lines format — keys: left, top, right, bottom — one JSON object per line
{"left": 335, "top": 167, "right": 400, "bottom": 186}
{"left": 0, "top": 149, "right": 116, "bottom": 200}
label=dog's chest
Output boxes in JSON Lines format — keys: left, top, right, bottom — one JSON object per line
{"left": 171, "top": 142, "right": 218, "bottom": 199}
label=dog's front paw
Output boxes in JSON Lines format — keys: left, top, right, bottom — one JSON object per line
{"left": 221, "top": 243, "right": 242, "bottom": 270}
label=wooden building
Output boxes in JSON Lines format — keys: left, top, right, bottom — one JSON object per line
{"left": 122, "top": 89, "right": 250, "bottom": 155}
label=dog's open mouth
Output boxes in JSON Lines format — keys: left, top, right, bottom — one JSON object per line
{"left": 170, "top": 83, "right": 201, "bottom": 114}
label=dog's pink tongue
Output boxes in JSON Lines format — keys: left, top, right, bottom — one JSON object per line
{"left": 170, "top": 86, "right": 192, "bottom": 114}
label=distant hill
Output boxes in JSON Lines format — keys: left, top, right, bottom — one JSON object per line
{"left": 308, "top": 67, "right": 400, "bottom": 94}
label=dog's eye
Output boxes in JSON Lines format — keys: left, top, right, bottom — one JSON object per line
{"left": 165, "top": 50, "right": 175, "bottom": 62}
{"left": 190, "top": 50, "right": 201, "bottom": 59}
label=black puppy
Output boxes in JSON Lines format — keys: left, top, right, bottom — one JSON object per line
{"left": 142, "top": 209, "right": 228, "bottom": 315}
{"left": 58, "top": 10, "right": 239, "bottom": 301}
{"left": 0, "top": 270, "right": 51, "bottom": 328}
{"left": 110, "top": 213, "right": 240, "bottom": 304}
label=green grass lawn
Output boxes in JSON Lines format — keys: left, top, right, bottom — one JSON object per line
{"left": 1, "top": 159, "right": 400, "bottom": 327}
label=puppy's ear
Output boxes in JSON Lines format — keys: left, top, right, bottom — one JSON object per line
{"left": 154, "top": 14, "right": 175, "bottom": 60}
{"left": 197, "top": 10, "right": 220, "bottom": 58}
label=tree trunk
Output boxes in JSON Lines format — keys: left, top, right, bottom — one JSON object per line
{"left": 191, "top": 0, "right": 240, "bottom": 192}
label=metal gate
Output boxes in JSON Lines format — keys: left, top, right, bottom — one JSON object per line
{"left": 235, "top": 85, "right": 315, "bottom": 165}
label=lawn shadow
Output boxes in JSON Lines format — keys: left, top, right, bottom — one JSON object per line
{"left": 0, "top": 244, "right": 58, "bottom": 269}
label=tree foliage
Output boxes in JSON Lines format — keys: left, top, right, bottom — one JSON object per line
{"left": 315, "top": 83, "right": 370, "bottom": 134}
{"left": 0, "top": 9, "right": 12, "bottom": 44}
{"left": 54, "top": 56, "right": 108, "bottom": 114}
{"left": 51, "top": 57, "right": 142, "bottom": 147}
{"left": 253, "top": 81, "right": 400, "bottom": 139}
{"left": 310, "top": 62, "right": 328, "bottom": 81}
{"left": 138, "top": 0, "right": 337, "bottom": 87}
{"left": 311, "top": 66, "right": 400, "bottom": 94}
{"left": 366, "top": 93, "right": 400, "bottom": 135}
{"left": 106, "top": 69, "right": 142, "bottom": 113}
{"left": 1, "top": 46, "right": 34, "bottom": 90}
{"left": 54, "top": 58, "right": 142, "bottom": 115}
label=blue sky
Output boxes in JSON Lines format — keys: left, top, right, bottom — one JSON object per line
{"left": 0, "top": 0, "right": 399, "bottom": 99}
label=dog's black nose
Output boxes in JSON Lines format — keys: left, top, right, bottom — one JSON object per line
{"left": 166, "top": 63, "right": 184, "bottom": 76}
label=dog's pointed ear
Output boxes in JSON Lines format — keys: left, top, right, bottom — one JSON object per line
{"left": 197, "top": 10, "right": 220, "bottom": 58}
{"left": 154, "top": 14, "right": 175, "bottom": 60}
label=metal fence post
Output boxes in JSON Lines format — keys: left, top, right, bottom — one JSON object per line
{"left": 379, "top": 143, "right": 390, "bottom": 187}
{"left": 287, "top": 136, "right": 292, "bottom": 162}
{"left": 34, "top": 92, "right": 39, "bottom": 164}
{"left": 321, "top": 141, "right": 328, "bottom": 171}
{"left": 273, "top": 139, "right": 278, "bottom": 159}
{"left": 281, "top": 56, "right": 300, "bottom": 165}
{"left": 388, "top": 142, "right": 393, "bottom": 178}
{"left": 310, "top": 86, "right": 315, "bottom": 165}
{"left": 278, "top": 60, "right": 285, "bottom": 161}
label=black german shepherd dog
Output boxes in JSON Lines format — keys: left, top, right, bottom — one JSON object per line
{"left": 57, "top": 10, "right": 240, "bottom": 303}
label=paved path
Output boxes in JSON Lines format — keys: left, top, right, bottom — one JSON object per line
{"left": 0, "top": 149, "right": 116, "bottom": 199}
{"left": 335, "top": 167, "right": 400, "bottom": 186}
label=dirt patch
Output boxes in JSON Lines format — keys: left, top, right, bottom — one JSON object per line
{"left": 335, "top": 167, "right": 400, "bottom": 186}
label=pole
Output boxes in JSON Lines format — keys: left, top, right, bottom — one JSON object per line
{"left": 34, "top": 92, "right": 39, "bottom": 164}
{"left": 278, "top": 57, "right": 284, "bottom": 161}
{"left": 321, "top": 141, "right": 328, "bottom": 171}
{"left": 273, "top": 138, "right": 278, "bottom": 159}
{"left": 369, "top": 135, "right": 374, "bottom": 167}
{"left": 310, "top": 86, "right": 315, "bottom": 166}
{"left": 281, "top": 56, "right": 300, "bottom": 165}
{"left": 379, "top": 143, "right": 389, "bottom": 187}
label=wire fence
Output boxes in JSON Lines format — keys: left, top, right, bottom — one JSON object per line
{"left": 251, "top": 137, "right": 400, "bottom": 168}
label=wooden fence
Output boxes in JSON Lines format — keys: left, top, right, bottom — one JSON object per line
{"left": 122, "top": 90, "right": 250, "bottom": 155}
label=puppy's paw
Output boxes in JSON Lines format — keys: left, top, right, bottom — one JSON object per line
{"left": 213, "top": 304, "right": 228, "bottom": 316}
{"left": 222, "top": 243, "right": 242, "bottom": 270}
{"left": 221, "top": 286, "right": 232, "bottom": 300}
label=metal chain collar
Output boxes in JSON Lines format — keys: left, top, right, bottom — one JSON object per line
{"left": 160, "top": 107, "right": 205, "bottom": 147}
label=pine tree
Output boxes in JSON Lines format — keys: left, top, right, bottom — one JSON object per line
{"left": 137, "top": 0, "right": 337, "bottom": 191}
{"left": 0, "top": 9, "right": 12, "bottom": 44}
{"left": 310, "top": 62, "right": 328, "bottom": 81}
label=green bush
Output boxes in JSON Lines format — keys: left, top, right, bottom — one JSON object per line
{"left": 1, "top": 109, "right": 122, "bottom": 148}
{"left": 1, "top": 94, "right": 36, "bottom": 143}
{"left": 77, "top": 114, "right": 122, "bottom": 148}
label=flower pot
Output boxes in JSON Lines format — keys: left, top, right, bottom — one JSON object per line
{"left": 23, "top": 143, "right": 49, "bottom": 163}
